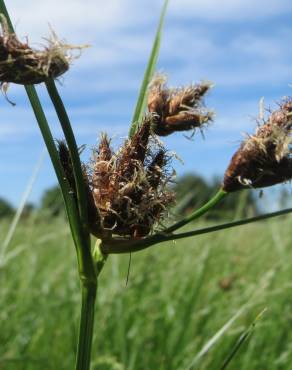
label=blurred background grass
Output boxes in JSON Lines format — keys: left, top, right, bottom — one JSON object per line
{"left": 1, "top": 200, "right": 292, "bottom": 370}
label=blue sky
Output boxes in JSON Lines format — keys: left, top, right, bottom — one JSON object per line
{"left": 1, "top": 0, "right": 292, "bottom": 207}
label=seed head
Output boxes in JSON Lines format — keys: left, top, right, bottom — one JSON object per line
{"left": 87, "top": 120, "right": 174, "bottom": 238}
{"left": 223, "top": 98, "right": 292, "bottom": 192}
{"left": 0, "top": 15, "right": 84, "bottom": 85}
{"left": 147, "top": 73, "right": 213, "bottom": 136}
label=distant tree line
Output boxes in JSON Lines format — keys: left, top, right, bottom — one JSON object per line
{"left": 0, "top": 173, "right": 289, "bottom": 220}
{"left": 0, "top": 186, "right": 64, "bottom": 220}
{"left": 172, "top": 173, "right": 258, "bottom": 219}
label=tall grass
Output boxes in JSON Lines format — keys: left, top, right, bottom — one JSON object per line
{"left": 0, "top": 1, "right": 292, "bottom": 369}
{"left": 1, "top": 215, "right": 292, "bottom": 370}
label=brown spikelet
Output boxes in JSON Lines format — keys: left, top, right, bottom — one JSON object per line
{"left": 116, "top": 119, "right": 151, "bottom": 180}
{"left": 91, "top": 134, "right": 114, "bottom": 212}
{"left": 147, "top": 74, "right": 213, "bottom": 136}
{"left": 97, "top": 133, "right": 113, "bottom": 161}
{"left": 147, "top": 73, "right": 168, "bottom": 116}
{"left": 56, "top": 140, "right": 102, "bottom": 232}
{"left": 0, "top": 15, "right": 83, "bottom": 86}
{"left": 85, "top": 170, "right": 102, "bottom": 236}
{"left": 57, "top": 140, "right": 76, "bottom": 192}
{"left": 146, "top": 149, "right": 166, "bottom": 188}
{"left": 223, "top": 98, "right": 292, "bottom": 192}
{"left": 88, "top": 121, "right": 174, "bottom": 238}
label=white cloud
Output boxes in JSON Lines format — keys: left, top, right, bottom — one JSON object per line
{"left": 0, "top": 107, "right": 38, "bottom": 141}
{"left": 169, "top": 0, "right": 292, "bottom": 21}
{"left": 6, "top": 0, "right": 160, "bottom": 43}
{"left": 2, "top": 0, "right": 292, "bottom": 205}
{"left": 6, "top": 0, "right": 292, "bottom": 43}
{"left": 3, "top": 0, "right": 292, "bottom": 90}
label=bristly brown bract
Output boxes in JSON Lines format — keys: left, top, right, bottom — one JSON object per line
{"left": 223, "top": 98, "right": 292, "bottom": 192}
{"left": 57, "top": 140, "right": 102, "bottom": 233}
{"left": 57, "top": 140, "right": 76, "bottom": 191}
{"left": 0, "top": 15, "right": 84, "bottom": 86}
{"left": 87, "top": 119, "right": 174, "bottom": 238}
{"left": 147, "top": 73, "right": 213, "bottom": 136}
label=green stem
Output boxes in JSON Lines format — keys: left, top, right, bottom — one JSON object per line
{"left": 45, "top": 79, "right": 90, "bottom": 227}
{"left": 25, "top": 79, "right": 96, "bottom": 286}
{"left": 23, "top": 88, "right": 72, "bottom": 209}
{"left": 0, "top": 3, "right": 79, "bottom": 243}
{"left": 0, "top": 0, "right": 96, "bottom": 279}
{"left": 75, "top": 282, "right": 97, "bottom": 370}
{"left": 75, "top": 241, "right": 107, "bottom": 370}
{"left": 0, "top": 4, "right": 100, "bottom": 370}
{"left": 102, "top": 206, "right": 292, "bottom": 254}
{"left": 93, "top": 239, "right": 108, "bottom": 275}
{"left": 164, "top": 189, "right": 227, "bottom": 233}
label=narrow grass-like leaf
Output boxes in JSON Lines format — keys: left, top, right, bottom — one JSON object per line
{"left": 45, "top": 79, "right": 91, "bottom": 228}
{"left": 185, "top": 305, "right": 247, "bottom": 370}
{"left": 220, "top": 308, "right": 267, "bottom": 370}
{"left": 0, "top": 149, "right": 45, "bottom": 259}
{"left": 168, "top": 245, "right": 212, "bottom": 367}
{"left": 129, "top": 0, "right": 169, "bottom": 137}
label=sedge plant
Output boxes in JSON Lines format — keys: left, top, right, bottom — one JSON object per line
{"left": 1, "top": 1, "right": 292, "bottom": 369}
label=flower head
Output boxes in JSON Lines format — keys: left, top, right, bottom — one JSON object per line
{"left": 147, "top": 73, "right": 213, "bottom": 136}
{"left": 87, "top": 119, "right": 174, "bottom": 238}
{"left": 223, "top": 98, "right": 292, "bottom": 192}
{"left": 0, "top": 15, "right": 83, "bottom": 85}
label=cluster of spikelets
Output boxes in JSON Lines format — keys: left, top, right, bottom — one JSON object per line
{"left": 3, "top": 13, "right": 292, "bottom": 238}
{"left": 223, "top": 98, "right": 292, "bottom": 192}
{"left": 0, "top": 15, "right": 81, "bottom": 86}
{"left": 83, "top": 76, "right": 214, "bottom": 238}
{"left": 86, "top": 122, "right": 174, "bottom": 238}
{"left": 147, "top": 73, "right": 213, "bottom": 136}
{"left": 0, "top": 14, "right": 215, "bottom": 239}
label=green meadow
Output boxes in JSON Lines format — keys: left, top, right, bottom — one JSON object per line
{"left": 1, "top": 213, "right": 292, "bottom": 370}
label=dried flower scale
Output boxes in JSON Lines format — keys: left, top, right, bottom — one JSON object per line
{"left": 147, "top": 74, "right": 213, "bottom": 136}
{"left": 87, "top": 120, "right": 175, "bottom": 238}
{"left": 0, "top": 15, "right": 81, "bottom": 85}
{"left": 55, "top": 74, "right": 217, "bottom": 241}
{"left": 223, "top": 99, "right": 292, "bottom": 192}
{"left": 81, "top": 76, "right": 216, "bottom": 239}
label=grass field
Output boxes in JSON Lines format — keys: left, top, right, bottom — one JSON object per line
{"left": 1, "top": 213, "right": 292, "bottom": 370}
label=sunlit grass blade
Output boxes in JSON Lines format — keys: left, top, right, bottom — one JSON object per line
{"left": 167, "top": 245, "right": 212, "bottom": 366}
{"left": 185, "top": 305, "right": 247, "bottom": 370}
{"left": 0, "top": 149, "right": 45, "bottom": 259}
{"left": 129, "top": 0, "right": 169, "bottom": 137}
{"left": 0, "top": 244, "right": 27, "bottom": 268}
{"left": 220, "top": 308, "right": 267, "bottom": 370}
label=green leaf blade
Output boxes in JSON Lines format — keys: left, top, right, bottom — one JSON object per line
{"left": 220, "top": 308, "right": 267, "bottom": 370}
{"left": 129, "top": 0, "right": 169, "bottom": 137}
